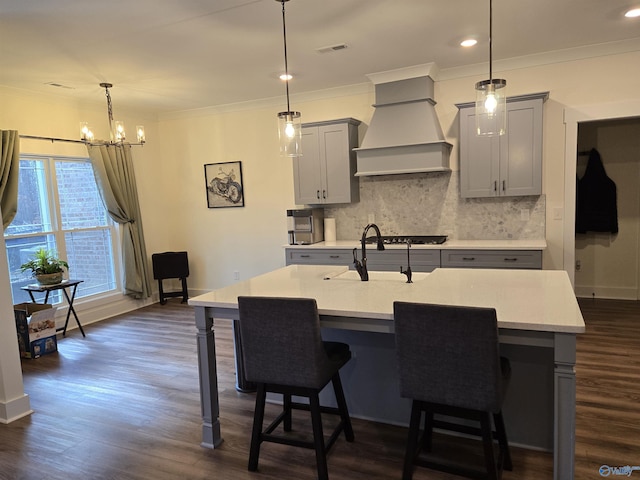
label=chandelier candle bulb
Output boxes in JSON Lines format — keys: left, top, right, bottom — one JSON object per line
{"left": 136, "top": 125, "right": 146, "bottom": 144}
{"left": 114, "top": 121, "right": 126, "bottom": 142}
{"left": 80, "top": 122, "right": 94, "bottom": 141}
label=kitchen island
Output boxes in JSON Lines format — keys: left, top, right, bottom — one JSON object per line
{"left": 189, "top": 264, "right": 584, "bottom": 480}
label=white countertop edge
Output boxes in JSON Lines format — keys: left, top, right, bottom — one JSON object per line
{"left": 285, "top": 239, "right": 547, "bottom": 250}
{"left": 189, "top": 265, "right": 584, "bottom": 334}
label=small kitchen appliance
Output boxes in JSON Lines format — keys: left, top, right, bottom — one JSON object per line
{"left": 287, "top": 208, "right": 324, "bottom": 245}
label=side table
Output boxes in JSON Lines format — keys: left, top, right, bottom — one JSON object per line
{"left": 21, "top": 279, "right": 85, "bottom": 337}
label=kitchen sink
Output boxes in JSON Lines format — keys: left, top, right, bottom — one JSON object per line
{"left": 326, "top": 270, "right": 429, "bottom": 282}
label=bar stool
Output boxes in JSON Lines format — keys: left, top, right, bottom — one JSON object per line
{"left": 393, "top": 301, "right": 513, "bottom": 480}
{"left": 237, "top": 296, "right": 354, "bottom": 480}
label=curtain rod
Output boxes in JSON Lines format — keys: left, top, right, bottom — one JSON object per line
{"left": 19, "top": 134, "right": 87, "bottom": 145}
{"left": 18, "top": 134, "right": 144, "bottom": 147}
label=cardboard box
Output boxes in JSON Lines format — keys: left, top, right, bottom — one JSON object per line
{"left": 14, "top": 303, "right": 58, "bottom": 359}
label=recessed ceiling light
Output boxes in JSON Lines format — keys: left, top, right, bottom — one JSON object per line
{"left": 460, "top": 39, "right": 478, "bottom": 47}
{"left": 279, "top": 73, "right": 293, "bottom": 81}
{"left": 625, "top": 7, "right": 640, "bottom": 17}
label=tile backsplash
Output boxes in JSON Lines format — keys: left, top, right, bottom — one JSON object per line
{"left": 324, "top": 171, "right": 545, "bottom": 240}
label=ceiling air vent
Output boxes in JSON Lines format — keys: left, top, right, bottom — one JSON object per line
{"left": 45, "top": 82, "right": 75, "bottom": 89}
{"left": 315, "top": 43, "right": 348, "bottom": 54}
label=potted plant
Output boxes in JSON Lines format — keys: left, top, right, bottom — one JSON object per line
{"left": 20, "top": 248, "right": 69, "bottom": 286}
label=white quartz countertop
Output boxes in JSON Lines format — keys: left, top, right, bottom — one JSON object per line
{"left": 285, "top": 239, "right": 547, "bottom": 250}
{"left": 189, "top": 264, "right": 584, "bottom": 334}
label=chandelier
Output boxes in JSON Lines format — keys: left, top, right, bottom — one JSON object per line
{"left": 80, "top": 83, "right": 145, "bottom": 145}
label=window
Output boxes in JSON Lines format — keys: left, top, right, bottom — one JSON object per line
{"left": 4, "top": 155, "right": 119, "bottom": 304}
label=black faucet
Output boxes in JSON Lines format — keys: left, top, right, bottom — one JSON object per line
{"left": 353, "top": 223, "right": 385, "bottom": 281}
{"left": 401, "top": 239, "right": 413, "bottom": 283}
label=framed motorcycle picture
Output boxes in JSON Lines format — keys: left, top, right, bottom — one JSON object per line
{"left": 204, "top": 161, "right": 245, "bottom": 208}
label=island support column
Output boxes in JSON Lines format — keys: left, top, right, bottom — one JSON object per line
{"left": 194, "top": 306, "right": 223, "bottom": 448}
{"left": 554, "top": 332, "right": 577, "bottom": 480}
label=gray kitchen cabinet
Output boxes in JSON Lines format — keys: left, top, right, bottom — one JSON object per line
{"left": 285, "top": 247, "right": 440, "bottom": 272}
{"left": 286, "top": 246, "right": 543, "bottom": 270}
{"left": 293, "top": 118, "right": 360, "bottom": 205}
{"left": 285, "top": 248, "right": 353, "bottom": 266}
{"left": 457, "top": 93, "right": 548, "bottom": 198}
{"left": 362, "top": 249, "right": 440, "bottom": 273}
{"left": 440, "top": 249, "right": 542, "bottom": 269}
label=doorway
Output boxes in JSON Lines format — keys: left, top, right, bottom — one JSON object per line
{"left": 574, "top": 118, "right": 640, "bottom": 299}
{"left": 563, "top": 100, "right": 640, "bottom": 293}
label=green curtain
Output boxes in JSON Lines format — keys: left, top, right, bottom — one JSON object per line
{"left": 0, "top": 130, "right": 20, "bottom": 229}
{"left": 87, "top": 143, "right": 151, "bottom": 299}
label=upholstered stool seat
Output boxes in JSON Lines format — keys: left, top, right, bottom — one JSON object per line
{"left": 238, "top": 296, "right": 354, "bottom": 480}
{"left": 394, "top": 301, "right": 513, "bottom": 480}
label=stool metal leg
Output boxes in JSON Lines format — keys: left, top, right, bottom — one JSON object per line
{"left": 403, "top": 400, "right": 422, "bottom": 480}
{"left": 481, "top": 412, "right": 499, "bottom": 480}
{"left": 283, "top": 394, "right": 292, "bottom": 432}
{"left": 421, "top": 411, "right": 434, "bottom": 452}
{"left": 494, "top": 411, "right": 513, "bottom": 471}
{"left": 309, "top": 392, "right": 329, "bottom": 480}
{"left": 248, "top": 383, "right": 267, "bottom": 472}
{"left": 331, "top": 374, "right": 354, "bottom": 442}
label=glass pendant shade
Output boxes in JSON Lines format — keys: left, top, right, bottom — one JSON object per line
{"left": 277, "top": 110, "right": 302, "bottom": 157}
{"left": 475, "top": 78, "right": 507, "bottom": 136}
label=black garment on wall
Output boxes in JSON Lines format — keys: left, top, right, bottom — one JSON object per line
{"left": 576, "top": 148, "right": 618, "bottom": 234}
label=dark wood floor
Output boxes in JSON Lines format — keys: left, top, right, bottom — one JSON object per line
{"left": 1, "top": 297, "right": 638, "bottom": 479}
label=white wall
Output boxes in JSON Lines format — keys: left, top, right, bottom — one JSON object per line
{"left": 156, "top": 89, "right": 375, "bottom": 289}
{"left": 156, "top": 51, "right": 640, "bottom": 290}
{"left": 3, "top": 52, "right": 640, "bottom": 293}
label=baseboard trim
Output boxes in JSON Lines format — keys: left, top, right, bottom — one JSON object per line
{"left": 575, "top": 285, "right": 638, "bottom": 300}
{"left": 0, "top": 393, "right": 33, "bottom": 424}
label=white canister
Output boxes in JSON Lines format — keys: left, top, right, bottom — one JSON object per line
{"left": 324, "top": 218, "right": 337, "bottom": 242}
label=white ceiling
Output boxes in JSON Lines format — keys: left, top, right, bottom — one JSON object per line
{"left": 1, "top": 0, "right": 639, "bottom": 114}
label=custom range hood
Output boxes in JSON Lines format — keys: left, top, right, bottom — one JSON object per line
{"left": 355, "top": 63, "right": 452, "bottom": 176}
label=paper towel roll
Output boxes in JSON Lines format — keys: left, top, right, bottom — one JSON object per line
{"left": 324, "top": 218, "right": 336, "bottom": 242}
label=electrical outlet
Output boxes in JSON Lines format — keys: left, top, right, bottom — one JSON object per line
{"left": 575, "top": 260, "right": 581, "bottom": 271}
{"left": 367, "top": 213, "right": 375, "bottom": 224}
{"left": 520, "top": 209, "right": 530, "bottom": 221}
{"left": 233, "top": 271, "right": 240, "bottom": 281}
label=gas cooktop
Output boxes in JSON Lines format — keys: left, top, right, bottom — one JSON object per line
{"left": 365, "top": 235, "right": 447, "bottom": 245}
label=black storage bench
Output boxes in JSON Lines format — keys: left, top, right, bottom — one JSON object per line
{"left": 152, "top": 251, "right": 189, "bottom": 305}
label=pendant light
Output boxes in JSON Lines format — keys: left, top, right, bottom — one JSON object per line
{"left": 276, "top": 0, "right": 302, "bottom": 157}
{"left": 80, "top": 83, "right": 145, "bottom": 145}
{"left": 475, "top": 0, "right": 507, "bottom": 136}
